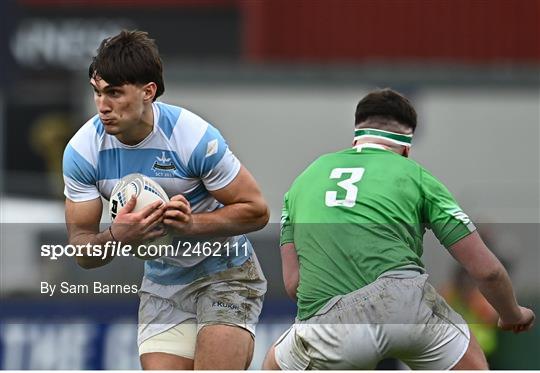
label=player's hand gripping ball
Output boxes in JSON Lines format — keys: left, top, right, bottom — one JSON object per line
{"left": 109, "top": 173, "right": 170, "bottom": 260}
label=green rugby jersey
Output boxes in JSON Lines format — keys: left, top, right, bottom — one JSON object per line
{"left": 280, "top": 144, "right": 476, "bottom": 320}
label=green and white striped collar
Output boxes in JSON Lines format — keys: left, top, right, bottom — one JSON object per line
{"left": 354, "top": 128, "right": 413, "bottom": 147}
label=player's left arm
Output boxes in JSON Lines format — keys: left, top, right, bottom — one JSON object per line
{"left": 279, "top": 192, "right": 298, "bottom": 300}
{"left": 422, "top": 168, "right": 535, "bottom": 333}
{"left": 281, "top": 242, "right": 299, "bottom": 300}
{"left": 164, "top": 165, "right": 269, "bottom": 237}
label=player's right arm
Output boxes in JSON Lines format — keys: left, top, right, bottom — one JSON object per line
{"left": 449, "top": 232, "right": 535, "bottom": 333}
{"left": 65, "top": 197, "right": 115, "bottom": 269}
{"left": 63, "top": 133, "right": 165, "bottom": 268}
{"left": 65, "top": 196, "right": 166, "bottom": 269}
{"left": 63, "top": 136, "right": 113, "bottom": 269}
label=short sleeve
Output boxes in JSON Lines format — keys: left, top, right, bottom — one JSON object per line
{"left": 421, "top": 168, "right": 476, "bottom": 248}
{"left": 280, "top": 192, "right": 295, "bottom": 246}
{"left": 63, "top": 143, "right": 100, "bottom": 202}
{"left": 187, "top": 124, "right": 241, "bottom": 191}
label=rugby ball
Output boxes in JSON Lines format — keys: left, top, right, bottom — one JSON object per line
{"left": 109, "top": 173, "right": 170, "bottom": 259}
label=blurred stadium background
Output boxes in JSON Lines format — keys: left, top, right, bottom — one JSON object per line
{"left": 0, "top": 0, "right": 539, "bottom": 369}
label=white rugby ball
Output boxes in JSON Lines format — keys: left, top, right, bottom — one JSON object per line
{"left": 109, "top": 173, "right": 170, "bottom": 259}
{"left": 109, "top": 173, "right": 169, "bottom": 219}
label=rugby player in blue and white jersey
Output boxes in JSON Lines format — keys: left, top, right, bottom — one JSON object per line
{"left": 62, "top": 30, "right": 269, "bottom": 370}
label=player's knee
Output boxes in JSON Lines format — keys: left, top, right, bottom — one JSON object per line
{"left": 195, "top": 324, "right": 254, "bottom": 369}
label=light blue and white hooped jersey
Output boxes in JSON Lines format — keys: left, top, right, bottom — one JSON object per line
{"left": 63, "top": 102, "right": 252, "bottom": 285}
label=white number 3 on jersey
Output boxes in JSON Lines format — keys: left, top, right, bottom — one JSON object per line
{"left": 325, "top": 167, "right": 365, "bottom": 208}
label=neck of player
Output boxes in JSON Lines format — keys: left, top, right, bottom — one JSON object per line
{"left": 353, "top": 138, "right": 410, "bottom": 157}
{"left": 116, "top": 104, "right": 154, "bottom": 146}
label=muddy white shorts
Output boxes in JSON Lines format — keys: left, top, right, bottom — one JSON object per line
{"left": 137, "top": 252, "right": 267, "bottom": 356}
{"left": 275, "top": 272, "right": 470, "bottom": 370}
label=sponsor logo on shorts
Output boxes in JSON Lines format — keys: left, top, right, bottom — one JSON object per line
{"left": 212, "top": 301, "right": 239, "bottom": 310}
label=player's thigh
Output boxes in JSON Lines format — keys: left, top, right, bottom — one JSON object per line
{"left": 262, "top": 344, "right": 281, "bottom": 370}
{"left": 138, "top": 321, "right": 197, "bottom": 370}
{"left": 196, "top": 254, "right": 266, "bottom": 332}
{"left": 398, "top": 280, "right": 477, "bottom": 370}
{"left": 194, "top": 324, "right": 254, "bottom": 370}
{"left": 194, "top": 256, "right": 265, "bottom": 367}
{"left": 140, "top": 352, "right": 193, "bottom": 370}
{"left": 451, "top": 332, "right": 488, "bottom": 370}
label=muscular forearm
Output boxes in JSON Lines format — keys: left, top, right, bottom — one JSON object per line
{"left": 184, "top": 202, "right": 269, "bottom": 237}
{"left": 474, "top": 265, "right": 522, "bottom": 322}
{"left": 284, "top": 275, "right": 298, "bottom": 301}
{"left": 450, "top": 232, "right": 523, "bottom": 323}
{"left": 281, "top": 243, "right": 299, "bottom": 301}
{"left": 69, "top": 228, "right": 116, "bottom": 269}
{"left": 282, "top": 254, "right": 299, "bottom": 301}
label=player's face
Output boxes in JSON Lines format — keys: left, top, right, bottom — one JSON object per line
{"left": 90, "top": 77, "right": 147, "bottom": 135}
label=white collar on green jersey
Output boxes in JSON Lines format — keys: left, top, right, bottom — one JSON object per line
{"left": 354, "top": 128, "right": 413, "bottom": 147}
{"left": 353, "top": 143, "right": 389, "bottom": 152}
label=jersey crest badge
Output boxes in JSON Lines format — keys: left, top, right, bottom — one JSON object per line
{"left": 153, "top": 151, "right": 176, "bottom": 171}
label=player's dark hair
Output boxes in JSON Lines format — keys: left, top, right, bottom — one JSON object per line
{"left": 89, "top": 30, "right": 164, "bottom": 101}
{"left": 355, "top": 89, "right": 417, "bottom": 132}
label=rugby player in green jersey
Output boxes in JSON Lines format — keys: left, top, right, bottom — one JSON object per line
{"left": 263, "top": 89, "right": 535, "bottom": 370}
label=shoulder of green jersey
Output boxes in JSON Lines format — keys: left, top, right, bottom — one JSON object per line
{"left": 447, "top": 207, "right": 476, "bottom": 232}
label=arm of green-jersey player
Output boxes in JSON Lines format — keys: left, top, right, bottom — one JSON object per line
{"left": 449, "top": 232, "right": 535, "bottom": 334}
{"left": 280, "top": 243, "right": 299, "bottom": 300}
{"left": 421, "top": 169, "right": 534, "bottom": 333}
{"left": 279, "top": 192, "right": 298, "bottom": 300}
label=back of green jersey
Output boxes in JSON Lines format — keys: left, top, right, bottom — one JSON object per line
{"left": 281, "top": 144, "right": 475, "bottom": 320}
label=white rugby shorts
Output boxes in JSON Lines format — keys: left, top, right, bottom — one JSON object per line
{"left": 275, "top": 272, "right": 470, "bottom": 370}
{"left": 137, "top": 253, "right": 266, "bottom": 357}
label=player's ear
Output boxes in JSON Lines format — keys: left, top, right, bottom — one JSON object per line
{"left": 402, "top": 146, "right": 410, "bottom": 158}
{"left": 142, "top": 82, "right": 157, "bottom": 102}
